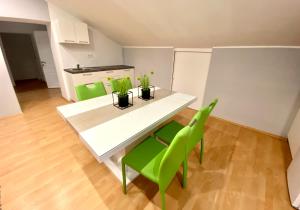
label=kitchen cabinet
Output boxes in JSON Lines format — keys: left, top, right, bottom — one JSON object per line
{"left": 65, "top": 68, "right": 135, "bottom": 101}
{"left": 74, "top": 22, "right": 89, "bottom": 44}
{"left": 56, "top": 19, "right": 77, "bottom": 44}
{"left": 56, "top": 19, "right": 89, "bottom": 44}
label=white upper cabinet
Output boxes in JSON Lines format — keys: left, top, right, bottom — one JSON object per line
{"left": 56, "top": 18, "right": 77, "bottom": 44}
{"left": 56, "top": 18, "right": 90, "bottom": 44}
{"left": 75, "top": 22, "right": 89, "bottom": 44}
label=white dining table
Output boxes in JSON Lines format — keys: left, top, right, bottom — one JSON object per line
{"left": 57, "top": 88, "right": 196, "bottom": 183}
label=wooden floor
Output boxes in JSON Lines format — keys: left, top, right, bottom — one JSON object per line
{"left": 0, "top": 87, "right": 294, "bottom": 210}
{"left": 14, "top": 79, "right": 47, "bottom": 93}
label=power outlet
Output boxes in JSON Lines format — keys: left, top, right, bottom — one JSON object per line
{"left": 87, "top": 53, "right": 94, "bottom": 58}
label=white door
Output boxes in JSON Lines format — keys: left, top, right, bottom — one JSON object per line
{"left": 173, "top": 49, "right": 212, "bottom": 109}
{"left": 33, "top": 31, "right": 59, "bottom": 88}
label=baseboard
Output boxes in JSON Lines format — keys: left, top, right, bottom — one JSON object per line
{"left": 210, "top": 115, "right": 287, "bottom": 141}
{"left": 180, "top": 107, "right": 287, "bottom": 141}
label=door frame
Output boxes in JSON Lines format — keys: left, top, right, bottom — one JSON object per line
{"left": 0, "top": 32, "right": 46, "bottom": 83}
{"left": 0, "top": 21, "right": 60, "bottom": 115}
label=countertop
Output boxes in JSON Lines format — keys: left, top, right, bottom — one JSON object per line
{"left": 64, "top": 65, "right": 134, "bottom": 74}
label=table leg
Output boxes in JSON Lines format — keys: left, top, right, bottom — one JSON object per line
{"left": 103, "top": 150, "right": 139, "bottom": 185}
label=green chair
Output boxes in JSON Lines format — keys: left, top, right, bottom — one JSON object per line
{"left": 110, "top": 78, "right": 133, "bottom": 92}
{"left": 154, "top": 99, "right": 218, "bottom": 163}
{"left": 122, "top": 126, "right": 191, "bottom": 210}
{"left": 75, "top": 81, "right": 107, "bottom": 101}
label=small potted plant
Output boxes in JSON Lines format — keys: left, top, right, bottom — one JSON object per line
{"left": 108, "top": 77, "right": 131, "bottom": 108}
{"left": 137, "top": 72, "right": 154, "bottom": 100}
{"left": 117, "top": 77, "right": 130, "bottom": 107}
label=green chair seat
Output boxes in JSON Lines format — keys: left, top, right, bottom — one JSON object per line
{"left": 154, "top": 99, "right": 218, "bottom": 163}
{"left": 155, "top": 121, "right": 184, "bottom": 145}
{"left": 122, "top": 127, "right": 191, "bottom": 210}
{"left": 122, "top": 136, "right": 167, "bottom": 183}
{"left": 75, "top": 82, "right": 107, "bottom": 101}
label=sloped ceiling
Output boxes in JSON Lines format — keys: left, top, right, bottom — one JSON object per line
{"left": 48, "top": 0, "right": 300, "bottom": 47}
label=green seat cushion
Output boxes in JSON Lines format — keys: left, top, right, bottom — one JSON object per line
{"left": 122, "top": 136, "right": 167, "bottom": 183}
{"left": 154, "top": 121, "right": 184, "bottom": 145}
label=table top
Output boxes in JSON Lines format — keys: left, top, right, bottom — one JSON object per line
{"left": 57, "top": 88, "right": 196, "bottom": 160}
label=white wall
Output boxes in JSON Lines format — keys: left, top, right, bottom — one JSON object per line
{"left": 0, "top": 0, "right": 50, "bottom": 24}
{"left": 123, "top": 47, "right": 174, "bottom": 90}
{"left": 47, "top": 2, "right": 123, "bottom": 100}
{"left": 0, "top": 46, "right": 21, "bottom": 117}
{"left": 203, "top": 47, "right": 300, "bottom": 137}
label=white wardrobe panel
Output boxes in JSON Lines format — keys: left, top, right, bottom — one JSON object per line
{"left": 288, "top": 108, "right": 300, "bottom": 158}
{"left": 288, "top": 149, "right": 300, "bottom": 209}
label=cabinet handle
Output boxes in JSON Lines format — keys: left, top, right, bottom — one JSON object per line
{"left": 79, "top": 41, "right": 88, "bottom": 44}
{"left": 106, "top": 71, "right": 114, "bottom": 73}
{"left": 123, "top": 69, "right": 130, "bottom": 71}
{"left": 65, "top": 40, "right": 75, "bottom": 43}
{"left": 83, "top": 73, "right": 92, "bottom": 76}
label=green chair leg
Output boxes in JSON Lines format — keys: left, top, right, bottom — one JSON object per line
{"left": 182, "top": 160, "right": 188, "bottom": 188}
{"left": 160, "top": 189, "right": 166, "bottom": 210}
{"left": 122, "top": 161, "right": 127, "bottom": 194}
{"left": 200, "top": 138, "right": 204, "bottom": 164}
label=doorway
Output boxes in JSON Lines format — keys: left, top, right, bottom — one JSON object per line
{"left": 1, "top": 33, "right": 46, "bottom": 89}
{"left": 0, "top": 21, "right": 60, "bottom": 111}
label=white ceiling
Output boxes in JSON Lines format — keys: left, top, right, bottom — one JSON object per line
{"left": 48, "top": 0, "right": 300, "bottom": 47}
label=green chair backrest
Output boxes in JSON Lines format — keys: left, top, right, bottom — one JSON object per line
{"left": 110, "top": 78, "right": 133, "bottom": 92}
{"left": 187, "top": 99, "right": 218, "bottom": 153}
{"left": 75, "top": 82, "right": 107, "bottom": 101}
{"left": 158, "top": 126, "right": 191, "bottom": 191}
{"left": 110, "top": 79, "right": 120, "bottom": 92}
{"left": 157, "top": 99, "right": 217, "bottom": 191}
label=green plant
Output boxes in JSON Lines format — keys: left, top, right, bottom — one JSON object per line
{"left": 118, "top": 77, "right": 130, "bottom": 96}
{"left": 137, "top": 71, "right": 154, "bottom": 90}
{"left": 108, "top": 77, "right": 130, "bottom": 96}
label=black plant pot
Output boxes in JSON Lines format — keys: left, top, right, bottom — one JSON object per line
{"left": 118, "top": 94, "right": 129, "bottom": 107}
{"left": 141, "top": 88, "right": 151, "bottom": 99}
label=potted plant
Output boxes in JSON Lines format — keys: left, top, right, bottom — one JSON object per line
{"left": 137, "top": 72, "right": 154, "bottom": 100}
{"left": 108, "top": 77, "right": 130, "bottom": 107}
{"left": 117, "top": 77, "right": 130, "bottom": 107}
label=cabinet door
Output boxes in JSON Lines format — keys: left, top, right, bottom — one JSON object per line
{"left": 75, "top": 22, "right": 90, "bottom": 44}
{"left": 56, "top": 19, "right": 76, "bottom": 43}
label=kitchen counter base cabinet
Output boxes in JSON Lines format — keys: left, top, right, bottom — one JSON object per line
{"left": 66, "top": 68, "right": 135, "bottom": 101}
